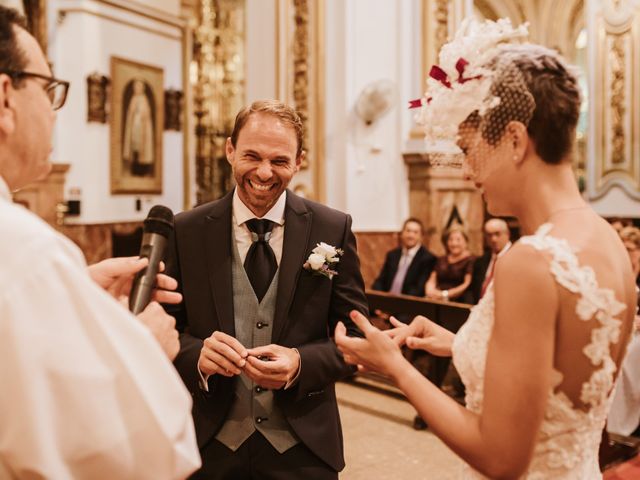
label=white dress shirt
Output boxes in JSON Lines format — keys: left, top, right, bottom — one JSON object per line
{"left": 401, "top": 244, "right": 421, "bottom": 267}
{"left": 0, "top": 177, "right": 200, "bottom": 479}
{"left": 389, "top": 244, "right": 421, "bottom": 294}
{"left": 232, "top": 188, "right": 286, "bottom": 264}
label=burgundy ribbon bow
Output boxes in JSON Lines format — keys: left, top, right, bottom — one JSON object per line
{"left": 408, "top": 57, "right": 481, "bottom": 109}
{"left": 429, "top": 58, "right": 482, "bottom": 89}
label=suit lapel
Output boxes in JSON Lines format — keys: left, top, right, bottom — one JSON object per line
{"left": 204, "top": 191, "right": 235, "bottom": 336}
{"left": 272, "top": 191, "right": 312, "bottom": 343}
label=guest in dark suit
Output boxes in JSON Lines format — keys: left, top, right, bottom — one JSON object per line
{"left": 164, "top": 100, "right": 368, "bottom": 480}
{"left": 372, "top": 217, "right": 436, "bottom": 296}
{"left": 470, "top": 218, "right": 512, "bottom": 304}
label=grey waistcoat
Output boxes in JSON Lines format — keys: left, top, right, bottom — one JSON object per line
{"left": 214, "top": 234, "right": 299, "bottom": 453}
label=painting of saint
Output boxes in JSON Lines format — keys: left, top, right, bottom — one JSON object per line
{"left": 110, "top": 57, "right": 163, "bottom": 194}
{"left": 122, "top": 79, "right": 156, "bottom": 177}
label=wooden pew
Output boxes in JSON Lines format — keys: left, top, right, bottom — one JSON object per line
{"left": 363, "top": 290, "right": 472, "bottom": 392}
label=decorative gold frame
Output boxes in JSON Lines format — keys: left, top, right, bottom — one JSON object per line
{"left": 110, "top": 57, "right": 164, "bottom": 194}
{"left": 22, "top": 0, "right": 47, "bottom": 53}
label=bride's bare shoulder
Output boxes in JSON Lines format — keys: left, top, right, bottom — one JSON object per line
{"left": 494, "top": 242, "right": 558, "bottom": 300}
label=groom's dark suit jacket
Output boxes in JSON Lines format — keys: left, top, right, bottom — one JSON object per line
{"left": 164, "top": 189, "right": 368, "bottom": 472}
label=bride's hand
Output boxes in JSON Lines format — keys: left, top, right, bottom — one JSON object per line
{"left": 386, "top": 315, "right": 455, "bottom": 357}
{"left": 335, "top": 311, "right": 407, "bottom": 378}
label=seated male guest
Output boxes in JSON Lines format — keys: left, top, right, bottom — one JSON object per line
{"left": 372, "top": 217, "right": 436, "bottom": 296}
{"left": 470, "top": 218, "right": 512, "bottom": 304}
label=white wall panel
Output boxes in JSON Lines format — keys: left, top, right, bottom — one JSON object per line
{"left": 49, "top": 0, "right": 184, "bottom": 223}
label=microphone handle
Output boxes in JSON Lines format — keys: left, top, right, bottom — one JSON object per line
{"left": 129, "top": 233, "right": 167, "bottom": 315}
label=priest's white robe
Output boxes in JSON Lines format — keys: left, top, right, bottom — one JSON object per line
{"left": 0, "top": 177, "right": 200, "bottom": 479}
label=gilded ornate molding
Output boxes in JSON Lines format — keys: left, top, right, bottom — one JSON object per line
{"left": 293, "top": 0, "right": 310, "bottom": 169}
{"left": 434, "top": 0, "right": 449, "bottom": 53}
{"left": 87, "top": 73, "right": 110, "bottom": 123}
{"left": 609, "top": 34, "right": 625, "bottom": 165}
{"left": 278, "top": 0, "right": 325, "bottom": 200}
{"left": 22, "top": 0, "right": 47, "bottom": 53}
{"left": 193, "top": 0, "right": 245, "bottom": 205}
{"left": 421, "top": 0, "right": 451, "bottom": 115}
{"left": 588, "top": 0, "right": 640, "bottom": 201}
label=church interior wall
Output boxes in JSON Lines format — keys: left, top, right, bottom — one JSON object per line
{"left": 7, "top": 0, "right": 640, "bottom": 266}
{"left": 323, "top": 0, "right": 421, "bottom": 233}
{"left": 48, "top": 0, "right": 185, "bottom": 225}
{"left": 131, "top": 0, "right": 180, "bottom": 17}
{"left": 245, "top": 0, "right": 277, "bottom": 103}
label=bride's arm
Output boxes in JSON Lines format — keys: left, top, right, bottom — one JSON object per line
{"left": 401, "top": 245, "right": 557, "bottom": 478}
{"left": 338, "top": 244, "right": 557, "bottom": 478}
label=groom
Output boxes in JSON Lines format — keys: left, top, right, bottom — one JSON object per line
{"left": 165, "top": 100, "right": 368, "bottom": 479}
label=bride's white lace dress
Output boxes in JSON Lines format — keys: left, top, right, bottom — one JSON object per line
{"left": 452, "top": 224, "right": 627, "bottom": 479}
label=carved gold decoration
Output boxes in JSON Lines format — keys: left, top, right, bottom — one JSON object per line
{"left": 278, "top": 0, "right": 325, "bottom": 201}
{"left": 22, "top": 0, "right": 47, "bottom": 53}
{"left": 193, "top": 0, "right": 245, "bottom": 205}
{"left": 421, "top": 0, "right": 452, "bottom": 92}
{"left": 418, "top": 1, "right": 453, "bottom": 160}
{"left": 589, "top": 0, "right": 640, "bottom": 201}
{"left": 87, "top": 73, "right": 110, "bottom": 123}
{"left": 293, "top": 0, "right": 310, "bottom": 169}
{"left": 609, "top": 35, "right": 625, "bottom": 165}
{"left": 164, "top": 89, "right": 183, "bottom": 131}
{"left": 434, "top": 0, "right": 449, "bottom": 52}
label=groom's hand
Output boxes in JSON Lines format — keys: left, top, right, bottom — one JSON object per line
{"left": 198, "top": 331, "right": 248, "bottom": 377}
{"left": 244, "top": 345, "right": 300, "bottom": 390}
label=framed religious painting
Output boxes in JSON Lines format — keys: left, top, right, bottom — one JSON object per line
{"left": 110, "top": 57, "right": 164, "bottom": 194}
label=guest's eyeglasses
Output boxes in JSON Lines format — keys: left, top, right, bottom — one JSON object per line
{"left": 0, "top": 70, "right": 70, "bottom": 111}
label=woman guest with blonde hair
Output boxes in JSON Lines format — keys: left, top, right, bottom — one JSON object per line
{"left": 425, "top": 225, "right": 475, "bottom": 303}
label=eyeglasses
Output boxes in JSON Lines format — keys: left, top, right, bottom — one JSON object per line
{"left": 0, "top": 70, "right": 70, "bottom": 111}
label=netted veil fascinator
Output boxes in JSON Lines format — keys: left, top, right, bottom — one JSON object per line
{"left": 414, "top": 18, "right": 535, "bottom": 169}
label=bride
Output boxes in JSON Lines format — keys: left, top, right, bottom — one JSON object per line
{"left": 335, "top": 19, "right": 637, "bottom": 479}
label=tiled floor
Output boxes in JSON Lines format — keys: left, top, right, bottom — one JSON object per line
{"left": 337, "top": 380, "right": 464, "bottom": 479}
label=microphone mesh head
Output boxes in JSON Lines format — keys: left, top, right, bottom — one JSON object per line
{"left": 144, "top": 205, "right": 174, "bottom": 237}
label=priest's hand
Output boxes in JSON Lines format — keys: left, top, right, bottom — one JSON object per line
{"left": 244, "top": 345, "right": 301, "bottom": 390}
{"left": 198, "top": 331, "right": 248, "bottom": 378}
{"left": 137, "top": 301, "right": 180, "bottom": 360}
{"left": 87, "top": 256, "right": 182, "bottom": 304}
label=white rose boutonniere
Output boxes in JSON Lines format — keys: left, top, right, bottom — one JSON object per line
{"left": 303, "top": 242, "right": 344, "bottom": 279}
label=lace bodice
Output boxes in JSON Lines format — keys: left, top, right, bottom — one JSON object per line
{"left": 452, "top": 224, "right": 627, "bottom": 479}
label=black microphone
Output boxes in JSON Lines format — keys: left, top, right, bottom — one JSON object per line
{"left": 129, "top": 205, "right": 174, "bottom": 315}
